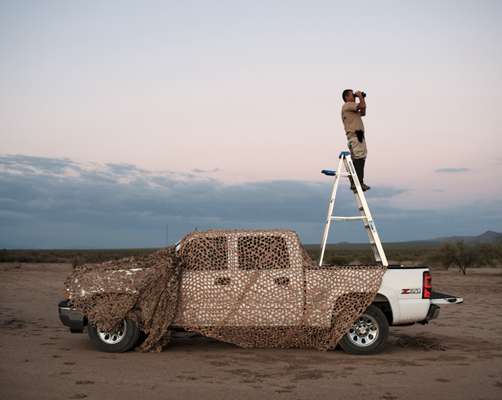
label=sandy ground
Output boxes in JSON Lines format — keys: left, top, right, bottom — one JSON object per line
{"left": 0, "top": 263, "right": 501, "bottom": 400}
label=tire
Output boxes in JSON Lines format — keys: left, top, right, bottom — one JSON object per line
{"left": 339, "top": 304, "right": 389, "bottom": 355}
{"left": 87, "top": 319, "right": 141, "bottom": 353}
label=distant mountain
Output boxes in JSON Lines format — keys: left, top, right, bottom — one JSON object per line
{"left": 318, "top": 230, "right": 502, "bottom": 246}
{"left": 434, "top": 230, "right": 502, "bottom": 244}
{"left": 303, "top": 231, "right": 502, "bottom": 247}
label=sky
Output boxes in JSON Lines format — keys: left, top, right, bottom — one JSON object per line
{"left": 1, "top": 0, "right": 501, "bottom": 248}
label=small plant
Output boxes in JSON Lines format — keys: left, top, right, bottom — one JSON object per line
{"left": 71, "top": 256, "right": 83, "bottom": 270}
{"left": 434, "top": 241, "right": 494, "bottom": 275}
{"left": 326, "top": 255, "right": 352, "bottom": 265}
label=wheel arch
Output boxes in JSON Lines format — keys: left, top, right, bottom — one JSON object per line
{"left": 372, "top": 293, "right": 394, "bottom": 325}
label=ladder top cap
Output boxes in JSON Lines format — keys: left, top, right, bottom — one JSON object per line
{"left": 339, "top": 151, "right": 351, "bottom": 158}
{"left": 321, "top": 169, "right": 336, "bottom": 176}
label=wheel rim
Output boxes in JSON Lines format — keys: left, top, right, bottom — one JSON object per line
{"left": 347, "top": 314, "right": 379, "bottom": 347}
{"left": 97, "top": 320, "right": 127, "bottom": 345}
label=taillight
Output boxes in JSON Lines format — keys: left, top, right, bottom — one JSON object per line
{"left": 422, "top": 271, "right": 432, "bottom": 299}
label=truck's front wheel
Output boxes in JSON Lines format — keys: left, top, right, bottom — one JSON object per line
{"left": 87, "top": 319, "right": 140, "bottom": 352}
{"left": 339, "top": 305, "right": 388, "bottom": 355}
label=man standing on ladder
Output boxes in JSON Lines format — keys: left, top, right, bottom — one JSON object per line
{"left": 341, "top": 89, "right": 370, "bottom": 191}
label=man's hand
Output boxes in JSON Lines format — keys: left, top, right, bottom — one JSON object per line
{"left": 355, "top": 91, "right": 366, "bottom": 116}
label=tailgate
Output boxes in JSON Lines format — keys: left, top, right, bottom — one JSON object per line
{"left": 430, "top": 291, "right": 463, "bottom": 305}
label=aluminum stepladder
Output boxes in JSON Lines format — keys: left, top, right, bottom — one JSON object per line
{"left": 319, "top": 151, "right": 388, "bottom": 267}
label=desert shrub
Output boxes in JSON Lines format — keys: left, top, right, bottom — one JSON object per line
{"left": 0, "top": 248, "right": 157, "bottom": 264}
{"left": 479, "top": 242, "right": 502, "bottom": 266}
{"left": 325, "top": 255, "right": 352, "bottom": 265}
{"left": 432, "top": 241, "right": 498, "bottom": 275}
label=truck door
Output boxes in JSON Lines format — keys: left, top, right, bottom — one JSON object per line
{"left": 177, "top": 234, "right": 239, "bottom": 327}
{"left": 229, "top": 233, "right": 304, "bottom": 327}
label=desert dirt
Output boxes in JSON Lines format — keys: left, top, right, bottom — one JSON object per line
{"left": 0, "top": 263, "right": 501, "bottom": 400}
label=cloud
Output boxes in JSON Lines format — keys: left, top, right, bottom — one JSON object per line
{"left": 191, "top": 168, "right": 221, "bottom": 174}
{"left": 434, "top": 167, "right": 470, "bottom": 173}
{"left": 0, "top": 154, "right": 500, "bottom": 248}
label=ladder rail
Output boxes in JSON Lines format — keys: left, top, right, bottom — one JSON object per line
{"left": 319, "top": 156, "right": 344, "bottom": 266}
{"left": 352, "top": 193, "right": 382, "bottom": 262}
{"left": 343, "top": 156, "right": 386, "bottom": 265}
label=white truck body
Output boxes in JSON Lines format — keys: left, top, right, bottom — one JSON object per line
{"left": 377, "top": 267, "right": 462, "bottom": 324}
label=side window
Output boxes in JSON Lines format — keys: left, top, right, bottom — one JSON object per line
{"left": 180, "top": 236, "right": 228, "bottom": 271}
{"left": 238, "top": 235, "right": 290, "bottom": 270}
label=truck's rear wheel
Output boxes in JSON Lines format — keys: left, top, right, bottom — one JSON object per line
{"left": 88, "top": 319, "right": 140, "bottom": 352}
{"left": 339, "top": 305, "right": 388, "bottom": 355}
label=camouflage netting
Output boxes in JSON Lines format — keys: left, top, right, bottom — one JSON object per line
{"left": 65, "top": 229, "right": 386, "bottom": 352}
{"left": 65, "top": 247, "right": 180, "bottom": 352}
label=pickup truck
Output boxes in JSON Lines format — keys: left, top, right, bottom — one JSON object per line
{"left": 59, "top": 230, "right": 463, "bottom": 355}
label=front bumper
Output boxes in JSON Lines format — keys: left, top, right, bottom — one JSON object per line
{"left": 58, "top": 300, "right": 86, "bottom": 333}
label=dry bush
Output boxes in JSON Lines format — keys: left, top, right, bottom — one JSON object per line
{"left": 433, "top": 241, "right": 502, "bottom": 275}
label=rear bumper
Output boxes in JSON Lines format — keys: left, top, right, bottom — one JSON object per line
{"left": 58, "top": 300, "right": 86, "bottom": 333}
{"left": 417, "top": 303, "right": 440, "bottom": 324}
{"left": 426, "top": 303, "right": 440, "bottom": 321}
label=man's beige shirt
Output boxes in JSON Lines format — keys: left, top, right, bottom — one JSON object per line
{"left": 341, "top": 102, "right": 364, "bottom": 134}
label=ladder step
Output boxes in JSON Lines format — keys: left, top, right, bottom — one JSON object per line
{"left": 332, "top": 216, "right": 367, "bottom": 221}
{"left": 321, "top": 170, "right": 351, "bottom": 177}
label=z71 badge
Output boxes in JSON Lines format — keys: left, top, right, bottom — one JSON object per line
{"left": 401, "top": 288, "right": 421, "bottom": 295}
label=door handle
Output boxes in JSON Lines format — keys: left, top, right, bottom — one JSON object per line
{"left": 274, "top": 277, "right": 290, "bottom": 286}
{"left": 214, "top": 276, "right": 231, "bottom": 286}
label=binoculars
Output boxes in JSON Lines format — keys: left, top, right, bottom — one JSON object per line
{"left": 355, "top": 91, "right": 367, "bottom": 98}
